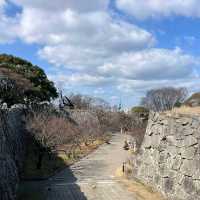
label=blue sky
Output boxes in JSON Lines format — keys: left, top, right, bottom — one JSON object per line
{"left": 0, "top": 0, "right": 200, "bottom": 108}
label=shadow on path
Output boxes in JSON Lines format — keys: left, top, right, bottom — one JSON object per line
{"left": 18, "top": 165, "right": 88, "bottom": 200}
{"left": 18, "top": 133, "right": 137, "bottom": 200}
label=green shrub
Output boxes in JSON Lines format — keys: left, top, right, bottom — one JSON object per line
{"left": 0, "top": 54, "right": 58, "bottom": 105}
{"left": 131, "top": 106, "right": 149, "bottom": 113}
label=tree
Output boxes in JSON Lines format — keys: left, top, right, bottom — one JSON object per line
{"left": 184, "top": 92, "right": 200, "bottom": 107}
{"left": 141, "top": 87, "right": 188, "bottom": 112}
{"left": 70, "top": 110, "right": 102, "bottom": 146}
{"left": 58, "top": 90, "right": 74, "bottom": 110}
{"left": 26, "top": 110, "right": 80, "bottom": 169}
{"left": 131, "top": 106, "right": 149, "bottom": 113}
{"left": 0, "top": 54, "right": 58, "bottom": 106}
{"left": 0, "top": 67, "right": 35, "bottom": 106}
{"left": 69, "top": 93, "right": 93, "bottom": 110}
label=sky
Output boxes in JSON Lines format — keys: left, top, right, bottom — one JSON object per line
{"left": 0, "top": 0, "right": 200, "bottom": 108}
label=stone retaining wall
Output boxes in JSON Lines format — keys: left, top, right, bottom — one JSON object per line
{"left": 132, "top": 112, "right": 200, "bottom": 200}
{"left": 0, "top": 108, "right": 26, "bottom": 200}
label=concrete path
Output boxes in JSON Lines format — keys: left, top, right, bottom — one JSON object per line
{"left": 21, "top": 133, "right": 137, "bottom": 200}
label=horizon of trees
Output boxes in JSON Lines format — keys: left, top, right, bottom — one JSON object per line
{"left": 140, "top": 87, "right": 188, "bottom": 112}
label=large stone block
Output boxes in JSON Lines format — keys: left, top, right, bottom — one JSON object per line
{"left": 175, "top": 184, "right": 192, "bottom": 200}
{"left": 131, "top": 112, "right": 200, "bottom": 200}
{"left": 0, "top": 108, "right": 26, "bottom": 200}
{"left": 151, "top": 134, "right": 161, "bottom": 148}
{"left": 171, "top": 155, "right": 182, "bottom": 170}
{"left": 161, "top": 177, "right": 175, "bottom": 193}
{"left": 175, "top": 136, "right": 197, "bottom": 148}
{"left": 167, "top": 145, "right": 180, "bottom": 157}
{"left": 180, "top": 159, "right": 196, "bottom": 176}
{"left": 183, "top": 176, "right": 196, "bottom": 195}
{"left": 181, "top": 147, "right": 196, "bottom": 159}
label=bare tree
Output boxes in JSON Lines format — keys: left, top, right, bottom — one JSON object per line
{"left": 26, "top": 110, "right": 80, "bottom": 169}
{"left": 141, "top": 87, "right": 188, "bottom": 112}
{"left": 70, "top": 110, "right": 102, "bottom": 146}
{"left": 58, "top": 90, "right": 74, "bottom": 110}
{"left": 69, "top": 93, "right": 93, "bottom": 110}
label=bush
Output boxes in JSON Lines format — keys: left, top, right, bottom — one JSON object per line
{"left": 70, "top": 110, "right": 103, "bottom": 145}
{"left": 0, "top": 54, "right": 58, "bottom": 106}
{"left": 131, "top": 106, "right": 149, "bottom": 113}
{"left": 26, "top": 110, "right": 80, "bottom": 169}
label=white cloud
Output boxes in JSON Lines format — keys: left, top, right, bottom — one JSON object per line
{"left": 1, "top": 0, "right": 200, "bottom": 106}
{"left": 94, "top": 88, "right": 105, "bottom": 95}
{"left": 12, "top": 0, "right": 109, "bottom": 12}
{"left": 116, "top": 0, "right": 200, "bottom": 19}
{"left": 117, "top": 78, "right": 200, "bottom": 95}
{"left": 4, "top": 0, "right": 154, "bottom": 70}
{"left": 0, "top": 0, "right": 19, "bottom": 43}
{"left": 49, "top": 73, "right": 113, "bottom": 87}
{"left": 0, "top": 0, "right": 5, "bottom": 8}
{"left": 98, "top": 48, "right": 199, "bottom": 80}
{"left": 25, "top": 10, "right": 155, "bottom": 66}
{"left": 47, "top": 46, "right": 200, "bottom": 96}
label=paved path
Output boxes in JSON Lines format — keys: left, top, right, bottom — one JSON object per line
{"left": 21, "top": 133, "right": 137, "bottom": 200}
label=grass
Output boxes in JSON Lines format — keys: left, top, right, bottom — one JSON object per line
{"left": 18, "top": 138, "right": 107, "bottom": 200}
{"left": 22, "top": 152, "right": 69, "bottom": 179}
{"left": 18, "top": 134, "right": 111, "bottom": 200}
{"left": 21, "top": 138, "right": 107, "bottom": 180}
{"left": 115, "top": 167, "right": 166, "bottom": 200}
{"left": 166, "top": 106, "right": 200, "bottom": 115}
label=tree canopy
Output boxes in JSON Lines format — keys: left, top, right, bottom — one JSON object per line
{"left": 0, "top": 54, "right": 58, "bottom": 106}
{"left": 141, "top": 87, "right": 188, "bottom": 112}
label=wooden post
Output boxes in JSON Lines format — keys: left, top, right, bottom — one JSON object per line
{"left": 122, "top": 162, "right": 126, "bottom": 173}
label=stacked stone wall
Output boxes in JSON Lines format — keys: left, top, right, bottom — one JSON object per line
{"left": 0, "top": 108, "right": 26, "bottom": 200}
{"left": 132, "top": 112, "right": 200, "bottom": 200}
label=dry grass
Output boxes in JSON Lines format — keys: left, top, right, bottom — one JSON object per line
{"left": 166, "top": 106, "right": 200, "bottom": 115}
{"left": 115, "top": 167, "right": 166, "bottom": 200}
{"left": 22, "top": 139, "right": 105, "bottom": 180}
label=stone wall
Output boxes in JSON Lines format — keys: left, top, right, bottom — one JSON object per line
{"left": 0, "top": 108, "right": 26, "bottom": 200}
{"left": 132, "top": 112, "right": 200, "bottom": 200}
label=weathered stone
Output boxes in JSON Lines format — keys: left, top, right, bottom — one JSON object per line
{"left": 196, "top": 140, "right": 200, "bottom": 154}
{"left": 175, "top": 184, "right": 192, "bottom": 200}
{"left": 175, "top": 136, "right": 197, "bottom": 148}
{"left": 143, "top": 136, "right": 152, "bottom": 149}
{"left": 166, "top": 135, "right": 176, "bottom": 146}
{"left": 193, "top": 169, "right": 200, "bottom": 180}
{"left": 183, "top": 176, "right": 196, "bottom": 194}
{"left": 158, "top": 163, "right": 169, "bottom": 177}
{"left": 194, "top": 180, "right": 200, "bottom": 195}
{"left": 176, "top": 117, "right": 192, "bottom": 126}
{"left": 180, "top": 159, "right": 196, "bottom": 176}
{"left": 153, "top": 174, "right": 161, "bottom": 185}
{"left": 193, "top": 127, "right": 200, "bottom": 139}
{"left": 176, "top": 173, "right": 184, "bottom": 185}
{"left": 0, "top": 108, "right": 26, "bottom": 200}
{"left": 191, "top": 118, "right": 200, "bottom": 129}
{"left": 151, "top": 134, "right": 161, "bottom": 148}
{"left": 181, "top": 147, "right": 196, "bottom": 159}
{"left": 171, "top": 155, "right": 182, "bottom": 170}
{"left": 132, "top": 111, "right": 200, "bottom": 200}
{"left": 167, "top": 145, "right": 180, "bottom": 157}
{"left": 182, "top": 127, "right": 195, "bottom": 136}
{"left": 163, "top": 177, "right": 174, "bottom": 193}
